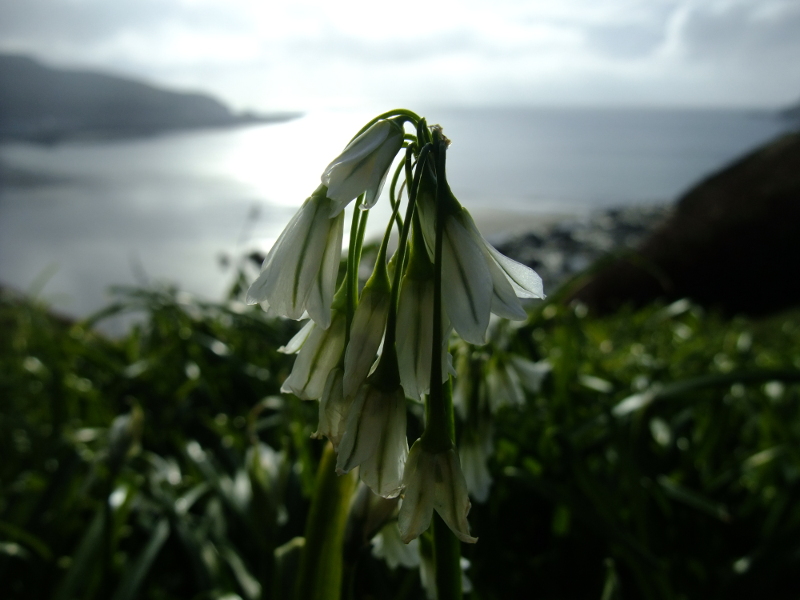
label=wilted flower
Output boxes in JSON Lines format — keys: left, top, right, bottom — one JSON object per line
{"left": 246, "top": 192, "right": 344, "bottom": 329}
{"left": 280, "top": 310, "right": 346, "bottom": 400}
{"left": 322, "top": 119, "right": 405, "bottom": 216}
{"left": 398, "top": 440, "right": 477, "bottom": 544}
{"left": 343, "top": 270, "right": 391, "bottom": 399}
{"left": 441, "top": 206, "right": 544, "bottom": 345}
{"left": 336, "top": 382, "right": 408, "bottom": 498}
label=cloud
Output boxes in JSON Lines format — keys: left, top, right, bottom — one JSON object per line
{"left": 680, "top": 1, "right": 800, "bottom": 66}
{"left": 1, "top": 0, "right": 798, "bottom": 109}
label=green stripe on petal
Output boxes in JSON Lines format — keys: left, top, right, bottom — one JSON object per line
{"left": 441, "top": 217, "right": 492, "bottom": 345}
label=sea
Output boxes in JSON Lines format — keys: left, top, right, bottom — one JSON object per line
{"left": 0, "top": 107, "right": 790, "bottom": 322}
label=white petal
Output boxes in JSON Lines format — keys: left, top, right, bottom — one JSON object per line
{"left": 359, "top": 390, "right": 408, "bottom": 498}
{"left": 396, "top": 277, "right": 434, "bottom": 401}
{"left": 398, "top": 444, "right": 477, "bottom": 544}
{"left": 396, "top": 276, "right": 451, "bottom": 400}
{"left": 398, "top": 442, "right": 435, "bottom": 543}
{"left": 442, "top": 217, "right": 492, "bottom": 345}
{"left": 509, "top": 356, "right": 551, "bottom": 393}
{"left": 336, "top": 385, "right": 408, "bottom": 498}
{"left": 363, "top": 166, "right": 390, "bottom": 210}
{"left": 432, "top": 449, "right": 477, "bottom": 543}
{"left": 343, "top": 284, "right": 390, "bottom": 399}
{"left": 278, "top": 319, "right": 314, "bottom": 354}
{"left": 246, "top": 198, "right": 316, "bottom": 306}
{"left": 372, "top": 522, "right": 420, "bottom": 568}
{"left": 281, "top": 313, "right": 345, "bottom": 399}
{"left": 485, "top": 251, "right": 527, "bottom": 320}
{"left": 486, "top": 361, "right": 524, "bottom": 411}
{"left": 246, "top": 196, "right": 338, "bottom": 322}
{"left": 312, "top": 368, "right": 352, "bottom": 450}
{"left": 304, "top": 209, "right": 344, "bottom": 329}
{"left": 322, "top": 120, "right": 403, "bottom": 212}
{"left": 459, "top": 437, "right": 493, "bottom": 503}
{"left": 460, "top": 209, "right": 545, "bottom": 300}
{"left": 487, "top": 245, "right": 545, "bottom": 299}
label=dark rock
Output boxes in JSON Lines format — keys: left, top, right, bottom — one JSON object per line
{"left": 569, "top": 132, "right": 800, "bottom": 315}
{"left": 496, "top": 204, "right": 670, "bottom": 292}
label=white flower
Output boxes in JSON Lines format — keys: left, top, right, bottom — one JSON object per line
{"left": 343, "top": 275, "right": 391, "bottom": 400}
{"left": 508, "top": 356, "right": 551, "bottom": 394}
{"left": 486, "top": 357, "right": 525, "bottom": 411}
{"left": 322, "top": 119, "right": 405, "bottom": 216}
{"left": 396, "top": 272, "right": 453, "bottom": 401}
{"left": 372, "top": 522, "right": 420, "bottom": 570}
{"left": 459, "top": 425, "right": 494, "bottom": 503}
{"left": 486, "top": 355, "right": 551, "bottom": 411}
{"left": 312, "top": 367, "right": 351, "bottom": 450}
{"left": 441, "top": 206, "right": 544, "bottom": 345}
{"left": 336, "top": 383, "right": 408, "bottom": 498}
{"left": 397, "top": 441, "right": 477, "bottom": 544}
{"left": 280, "top": 311, "right": 346, "bottom": 400}
{"left": 246, "top": 193, "right": 344, "bottom": 329}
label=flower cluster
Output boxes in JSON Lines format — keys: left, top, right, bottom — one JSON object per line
{"left": 247, "top": 110, "right": 544, "bottom": 545}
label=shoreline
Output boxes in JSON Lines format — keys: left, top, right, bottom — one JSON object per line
{"left": 487, "top": 203, "right": 673, "bottom": 292}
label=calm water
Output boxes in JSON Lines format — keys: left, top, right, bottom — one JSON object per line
{"left": 0, "top": 107, "right": 787, "bottom": 319}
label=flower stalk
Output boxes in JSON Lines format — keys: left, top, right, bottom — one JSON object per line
{"left": 245, "top": 109, "right": 544, "bottom": 600}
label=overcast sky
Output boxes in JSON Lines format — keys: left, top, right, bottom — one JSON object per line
{"left": 2, "top": 0, "right": 799, "bottom": 112}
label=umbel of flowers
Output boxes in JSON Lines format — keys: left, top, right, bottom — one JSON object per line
{"left": 247, "top": 109, "right": 544, "bottom": 545}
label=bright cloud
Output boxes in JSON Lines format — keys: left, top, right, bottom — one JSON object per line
{"left": 1, "top": 0, "right": 798, "bottom": 110}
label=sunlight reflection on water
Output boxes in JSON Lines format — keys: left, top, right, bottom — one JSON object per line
{"left": 0, "top": 107, "right": 786, "bottom": 324}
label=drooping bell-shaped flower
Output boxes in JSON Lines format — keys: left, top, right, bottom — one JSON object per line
{"left": 336, "top": 380, "right": 408, "bottom": 498}
{"left": 441, "top": 202, "right": 545, "bottom": 345}
{"left": 397, "top": 439, "right": 477, "bottom": 544}
{"left": 396, "top": 223, "right": 453, "bottom": 400}
{"left": 280, "top": 309, "right": 346, "bottom": 400}
{"left": 414, "top": 144, "right": 544, "bottom": 344}
{"left": 372, "top": 521, "right": 420, "bottom": 570}
{"left": 485, "top": 355, "right": 525, "bottom": 411}
{"left": 343, "top": 262, "right": 391, "bottom": 400}
{"left": 322, "top": 118, "right": 405, "bottom": 216}
{"left": 246, "top": 191, "right": 344, "bottom": 329}
{"left": 312, "top": 367, "right": 351, "bottom": 450}
{"left": 459, "top": 424, "right": 494, "bottom": 503}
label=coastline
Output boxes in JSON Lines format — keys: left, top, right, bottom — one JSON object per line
{"left": 482, "top": 203, "right": 673, "bottom": 292}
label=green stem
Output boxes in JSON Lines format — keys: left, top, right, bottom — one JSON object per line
{"left": 429, "top": 140, "right": 462, "bottom": 600}
{"left": 294, "top": 443, "right": 358, "bottom": 600}
{"left": 424, "top": 139, "right": 452, "bottom": 448}
{"left": 389, "top": 153, "right": 408, "bottom": 234}
{"left": 349, "top": 109, "right": 421, "bottom": 140}
{"left": 345, "top": 197, "right": 364, "bottom": 347}
{"left": 386, "top": 145, "right": 431, "bottom": 343}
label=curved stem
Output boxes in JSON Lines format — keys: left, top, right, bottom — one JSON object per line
{"left": 350, "top": 109, "right": 421, "bottom": 140}
{"left": 382, "top": 144, "right": 432, "bottom": 353}
{"left": 388, "top": 155, "right": 407, "bottom": 234}
{"left": 345, "top": 195, "right": 365, "bottom": 348}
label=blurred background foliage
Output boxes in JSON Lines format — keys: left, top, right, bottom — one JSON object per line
{"left": 2, "top": 269, "right": 800, "bottom": 599}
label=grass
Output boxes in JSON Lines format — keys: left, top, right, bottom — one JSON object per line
{"left": 1, "top": 281, "right": 799, "bottom": 599}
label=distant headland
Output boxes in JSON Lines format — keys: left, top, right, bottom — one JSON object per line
{"left": 0, "top": 54, "right": 300, "bottom": 144}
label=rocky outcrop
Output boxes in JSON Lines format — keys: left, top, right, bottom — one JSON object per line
{"left": 567, "top": 132, "right": 800, "bottom": 315}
